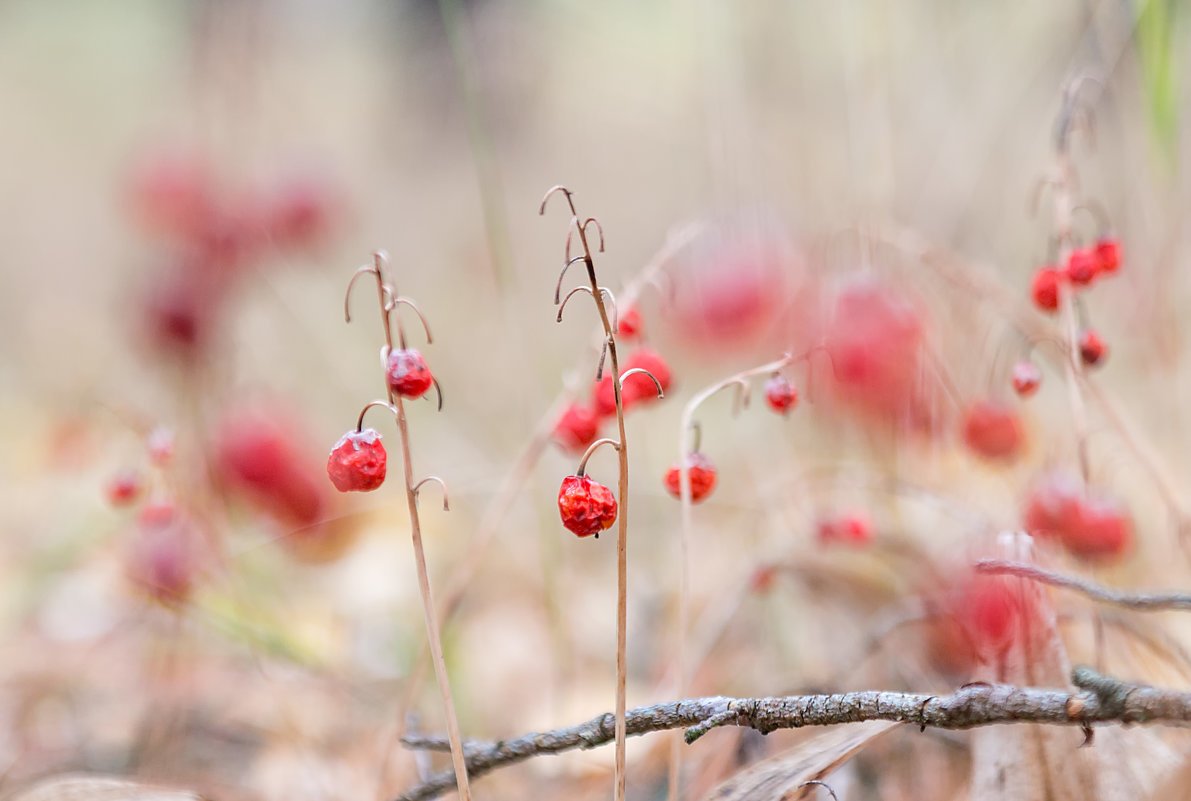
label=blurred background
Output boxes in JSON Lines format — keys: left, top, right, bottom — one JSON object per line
{"left": 2, "top": 1, "right": 1191, "bottom": 799}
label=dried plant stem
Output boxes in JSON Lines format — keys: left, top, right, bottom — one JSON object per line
{"left": 667, "top": 352, "right": 800, "bottom": 801}
{"left": 394, "top": 667, "right": 1191, "bottom": 801}
{"left": 541, "top": 185, "right": 634, "bottom": 801}
{"left": 977, "top": 559, "right": 1191, "bottom": 611}
{"left": 347, "top": 254, "right": 472, "bottom": 801}
{"left": 393, "top": 392, "right": 472, "bottom": 801}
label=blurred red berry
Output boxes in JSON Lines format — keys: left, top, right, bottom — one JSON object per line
{"left": 822, "top": 278, "right": 937, "bottom": 431}
{"left": 326, "top": 429, "right": 387, "bottom": 492}
{"left": 1011, "top": 361, "right": 1042, "bottom": 397}
{"left": 553, "top": 403, "right": 601, "bottom": 452}
{"left": 1030, "top": 266, "right": 1061, "bottom": 313}
{"left": 1024, "top": 473, "right": 1131, "bottom": 562}
{"left": 1094, "top": 237, "right": 1121, "bottom": 275}
{"left": 621, "top": 348, "right": 672, "bottom": 405}
{"left": 750, "top": 565, "right": 779, "bottom": 594}
{"left": 386, "top": 348, "right": 434, "bottom": 399}
{"left": 1078, "top": 329, "right": 1107, "bottom": 366}
{"left": 125, "top": 502, "right": 204, "bottom": 606}
{"left": 817, "top": 511, "right": 873, "bottom": 546}
{"left": 592, "top": 374, "right": 618, "bottom": 417}
{"left": 763, "top": 374, "right": 798, "bottom": 415}
{"left": 961, "top": 401, "right": 1024, "bottom": 461}
{"left": 617, "top": 305, "right": 642, "bottom": 340}
{"left": 215, "top": 408, "right": 327, "bottom": 526}
{"left": 663, "top": 452, "right": 718, "bottom": 503}
{"left": 105, "top": 471, "right": 143, "bottom": 507}
{"left": 128, "top": 151, "right": 216, "bottom": 240}
{"left": 558, "top": 474, "right": 618, "bottom": 538}
{"left": 264, "top": 173, "right": 337, "bottom": 250}
{"left": 1064, "top": 248, "right": 1098, "bottom": 286}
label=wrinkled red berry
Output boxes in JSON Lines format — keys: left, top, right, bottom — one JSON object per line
{"left": 1030, "top": 266, "right": 1061, "bottom": 313}
{"left": 106, "top": 471, "right": 143, "bottom": 507}
{"left": 1011, "top": 361, "right": 1042, "bottom": 397}
{"left": 817, "top": 511, "right": 873, "bottom": 546}
{"left": 618, "top": 305, "right": 642, "bottom": 340}
{"left": 961, "top": 401, "right": 1024, "bottom": 461}
{"left": 1065, "top": 248, "right": 1098, "bottom": 286}
{"left": 1094, "top": 238, "right": 1121, "bottom": 275}
{"left": 663, "top": 452, "right": 718, "bottom": 503}
{"left": 126, "top": 502, "right": 204, "bottom": 606}
{"left": 386, "top": 349, "right": 434, "bottom": 398}
{"left": 553, "top": 403, "right": 600, "bottom": 452}
{"left": 764, "top": 374, "right": 798, "bottom": 415}
{"left": 327, "top": 429, "right": 387, "bottom": 492}
{"left": 558, "top": 474, "right": 618, "bottom": 538}
{"left": 1079, "top": 329, "right": 1107, "bottom": 366}
{"left": 621, "top": 348, "right": 672, "bottom": 405}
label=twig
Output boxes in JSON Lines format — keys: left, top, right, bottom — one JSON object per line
{"left": 976, "top": 559, "right": 1191, "bottom": 612}
{"left": 392, "top": 667, "right": 1191, "bottom": 801}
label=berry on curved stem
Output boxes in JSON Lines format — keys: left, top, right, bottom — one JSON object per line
{"left": 663, "top": 452, "right": 717, "bottom": 503}
{"left": 326, "top": 428, "right": 387, "bottom": 492}
{"left": 764, "top": 374, "right": 798, "bottom": 414}
{"left": 1011, "top": 361, "right": 1042, "bottom": 397}
{"left": 557, "top": 474, "right": 618, "bottom": 538}
{"left": 1079, "top": 329, "right": 1107, "bottom": 366}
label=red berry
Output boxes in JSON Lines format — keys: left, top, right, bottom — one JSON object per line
{"left": 558, "top": 474, "right": 618, "bottom": 538}
{"left": 961, "top": 400, "right": 1024, "bottom": 461}
{"left": 1023, "top": 474, "right": 1131, "bottom": 562}
{"left": 663, "top": 452, "right": 718, "bottom": 503}
{"left": 750, "top": 565, "right": 779, "bottom": 593}
{"left": 1030, "top": 266, "right": 1061, "bottom": 313}
{"left": 764, "top": 374, "right": 798, "bottom": 415}
{"left": 1011, "top": 361, "right": 1042, "bottom": 397}
{"left": 327, "top": 429, "right": 388, "bottom": 492}
{"left": 386, "top": 349, "right": 434, "bottom": 398}
{"left": 621, "top": 348, "right": 672, "bottom": 405}
{"left": 1064, "top": 248, "right": 1098, "bottom": 286}
{"left": 592, "top": 374, "right": 618, "bottom": 418}
{"left": 125, "top": 502, "right": 204, "bottom": 606}
{"left": 105, "top": 471, "right": 143, "bottom": 507}
{"left": 215, "top": 409, "right": 327, "bottom": 525}
{"left": 552, "top": 403, "right": 600, "bottom": 452}
{"left": 1094, "top": 238, "right": 1121, "bottom": 276}
{"left": 128, "top": 150, "right": 216, "bottom": 240}
{"left": 1078, "top": 329, "right": 1107, "bottom": 366}
{"left": 817, "top": 511, "right": 873, "bottom": 546}
{"left": 1067, "top": 497, "right": 1132, "bottom": 561}
{"left": 618, "top": 305, "right": 643, "bottom": 340}
{"left": 264, "top": 173, "right": 336, "bottom": 250}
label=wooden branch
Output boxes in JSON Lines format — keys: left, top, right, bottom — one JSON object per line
{"left": 976, "top": 559, "right": 1191, "bottom": 611}
{"left": 390, "top": 668, "right": 1191, "bottom": 801}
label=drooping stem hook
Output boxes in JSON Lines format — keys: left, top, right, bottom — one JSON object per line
{"left": 728, "top": 378, "right": 751, "bottom": 415}
{"left": 1056, "top": 73, "right": 1103, "bottom": 153}
{"left": 581, "top": 217, "right": 605, "bottom": 253}
{"left": 554, "top": 256, "right": 587, "bottom": 305}
{"left": 795, "top": 780, "right": 840, "bottom": 801}
{"left": 385, "top": 296, "right": 435, "bottom": 345}
{"left": 557, "top": 286, "right": 596, "bottom": 323}
{"left": 1072, "top": 201, "right": 1112, "bottom": 237}
{"left": 596, "top": 336, "right": 610, "bottom": 381}
{"left": 423, "top": 378, "right": 444, "bottom": 412}
{"left": 344, "top": 264, "right": 381, "bottom": 324}
{"left": 356, "top": 400, "right": 397, "bottom": 432}
{"left": 413, "top": 476, "right": 450, "bottom": 512}
{"left": 576, "top": 437, "right": 622, "bottom": 477}
{"left": 539, "top": 184, "right": 578, "bottom": 217}
{"left": 620, "top": 368, "right": 665, "bottom": 400}
{"left": 686, "top": 420, "right": 702, "bottom": 453}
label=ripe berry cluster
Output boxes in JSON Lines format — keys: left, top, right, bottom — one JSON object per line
{"left": 552, "top": 304, "right": 673, "bottom": 454}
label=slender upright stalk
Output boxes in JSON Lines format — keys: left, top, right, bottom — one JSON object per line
{"left": 542, "top": 186, "right": 653, "bottom": 801}
{"left": 668, "top": 352, "right": 803, "bottom": 801}
{"left": 346, "top": 253, "right": 472, "bottom": 801}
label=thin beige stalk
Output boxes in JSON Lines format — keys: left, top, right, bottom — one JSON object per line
{"left": 346, "top": 253, "right": 472, "bottom": 801}
{"left": 542, "top": 185, "right": 659, "bottom": 801}
{"left": 667, "top": 352, "right": 805, "bottom": 801}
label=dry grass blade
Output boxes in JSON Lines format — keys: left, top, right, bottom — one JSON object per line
{"left": 8, "top": 777, "right": 203, "bottom": 801}
{"left": 700, "top": 720, "right": 899, "bottom": 801}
